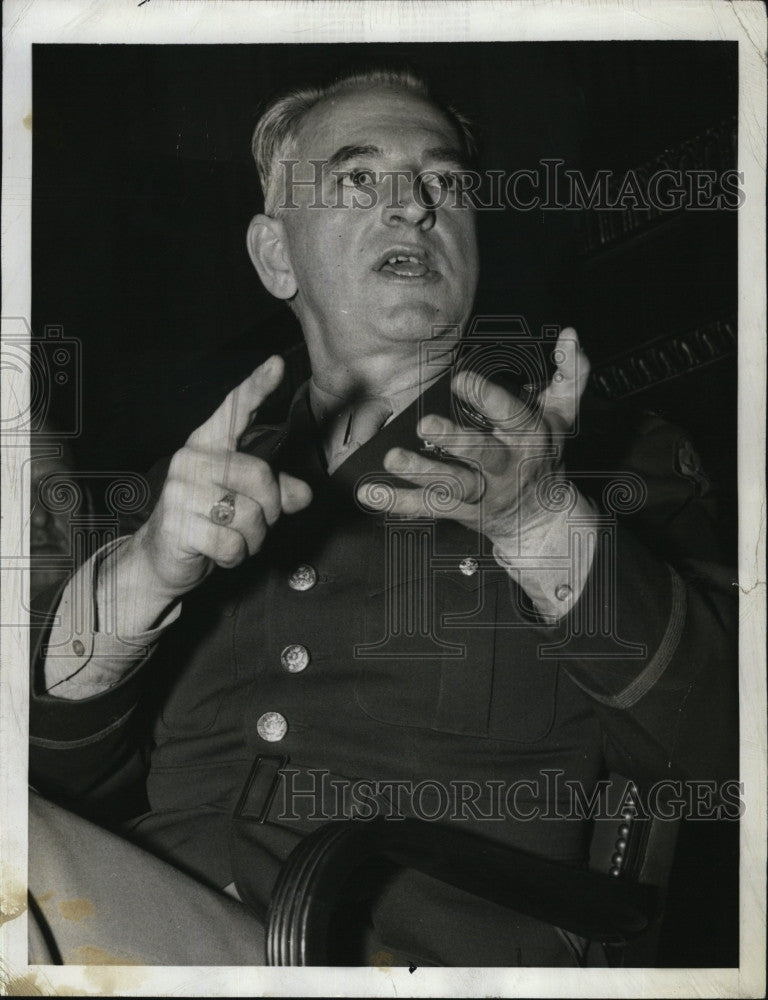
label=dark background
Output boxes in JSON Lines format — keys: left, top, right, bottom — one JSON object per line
{"left": 32, "top": 41, "right": 739, "bottom": 966}
{"left": 33, "top": 42, "right": 737, "bottom": 474}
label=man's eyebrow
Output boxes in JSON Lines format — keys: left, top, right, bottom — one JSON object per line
{"left": 423, "top": 146, "right": 471, "bottom": 169}
{"left": 326, "top": 144, "right": 383, "bottom": 171}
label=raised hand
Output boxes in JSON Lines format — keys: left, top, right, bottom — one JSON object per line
{"left": 357, "top": 328, "right": 590, "bottom": 546}
{"left": 107, "top": 356, "right": 312, "bottom": 632}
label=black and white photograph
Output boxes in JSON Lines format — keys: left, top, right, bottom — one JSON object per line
{"left": 1, "top": 1, "right": 765, "bottom": 996}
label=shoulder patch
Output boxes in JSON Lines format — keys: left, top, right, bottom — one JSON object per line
{"left": 674, "top": 438, "right": 711, "bottom": 495}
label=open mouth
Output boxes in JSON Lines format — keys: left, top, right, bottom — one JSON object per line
{"left": 374, "top": 247, "right": 435, "bottom": 279}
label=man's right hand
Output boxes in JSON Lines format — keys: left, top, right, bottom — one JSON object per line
{"left": 101, "top": 355, "right": 312, "bottom": 633}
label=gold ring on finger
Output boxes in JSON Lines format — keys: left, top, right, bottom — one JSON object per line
{"left": 210, "top": 491, "right": 236, "bottom": 526}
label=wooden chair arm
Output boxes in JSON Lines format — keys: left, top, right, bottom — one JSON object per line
{"left": 266, "top": 818, "right": 659, "bottom": 966}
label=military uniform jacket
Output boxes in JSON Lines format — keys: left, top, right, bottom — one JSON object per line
{"left": 30, "top": 375, "right": 738, "bottom": 956}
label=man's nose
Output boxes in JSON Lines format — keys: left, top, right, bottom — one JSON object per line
{"left": 31, "top": 494, "right": 51, "bottom": 529}
{"left": 381, "top": 172, "right": 436, "bottom": 230}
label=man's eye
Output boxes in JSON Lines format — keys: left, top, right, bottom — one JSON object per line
{"left": 343, "top": 169, "right": 377, "bottom": 188}
{"left": 421, "top": 171, "right": 457, "bottom": 192}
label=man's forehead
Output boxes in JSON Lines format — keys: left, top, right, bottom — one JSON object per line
{"left": 294, "top": 85, "right": 461, "bottom": 159}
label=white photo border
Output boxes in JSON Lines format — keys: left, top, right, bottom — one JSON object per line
{"left": 2, "top": 1, "right": 765, "bottom": 996}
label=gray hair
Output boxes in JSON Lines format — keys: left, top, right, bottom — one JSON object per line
{"left": 251, "top": 68, "right": 476, "bottom": 215}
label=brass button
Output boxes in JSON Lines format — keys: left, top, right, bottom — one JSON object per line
{"left": 288, "top": 565, "right": 317, "bottom": 591}
{"left": 555, "top": 583, "right": 572, "bottom": 601}
{"left": 280, "top": 644, "right": 310, "bottom": 674}
{"left": 459, "top": 557, "right": 478, "bottom": 577}
{"left": 72, "top": 639, "right": 85, "bottom": 656}
{"left": 256, "top": 712, "right": 288, "bottom": 742}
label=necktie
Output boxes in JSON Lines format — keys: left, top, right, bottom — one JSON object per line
{"left": 327, "top": 396, "right": 393, "bottom": 474}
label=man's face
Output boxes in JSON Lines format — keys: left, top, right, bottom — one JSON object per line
{"left": 276, "top": 86, "right": 479, "bottom": 366}
{"left": 29, "top": 449, "right": 76, "bottom": 597}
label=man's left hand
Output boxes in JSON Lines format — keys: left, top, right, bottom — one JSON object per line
{"left": 358, "top": 327, "right": 590, "bottom": 540}
{"left": 356, "top": 328, "right": 595, "bottom": 619}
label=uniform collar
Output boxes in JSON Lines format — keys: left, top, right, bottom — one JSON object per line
{"left": 307, "top": 372, "right": 443, "bottom": 467}
{"left": 322, "top": 368, "right": 454, "bottom": 495}
{"left": 239, "top": 367, "right": 455, "bottom": 500}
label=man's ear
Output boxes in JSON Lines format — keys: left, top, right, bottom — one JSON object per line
{"left": 247, "top": 214, "right": 297, "bottom": 300}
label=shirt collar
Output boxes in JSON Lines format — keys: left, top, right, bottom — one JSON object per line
{"left": 308, "top": 369, "right": 445, "bottom": 454}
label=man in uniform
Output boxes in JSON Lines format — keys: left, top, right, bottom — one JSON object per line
{"left": 28, "top": 69, "right": 737, "bottom": 966}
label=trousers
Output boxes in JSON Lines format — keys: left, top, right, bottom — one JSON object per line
{"left": 28, "top": 792, "right": 265, "bottom": 966}
{"left": 28, "top": 792, "right": 592, "bottom": 967}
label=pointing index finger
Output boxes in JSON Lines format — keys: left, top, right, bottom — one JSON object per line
{"left": 188, "top": 355, "right": 285, "bottom": 450}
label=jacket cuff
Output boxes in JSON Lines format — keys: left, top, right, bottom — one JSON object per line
{"left": 553, "top": 524, "right": 689, "bottom": 707}
{"left": 30, "top": 538, "right": 179, "bottom": 744}
{"left": 491, "top": 492, "right": 598, "bottom": 621}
